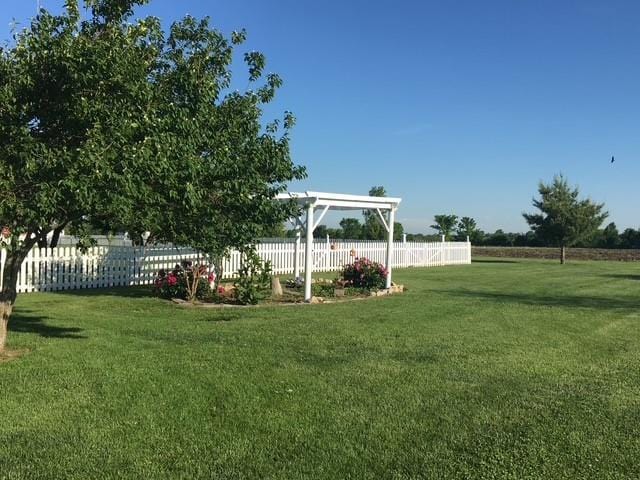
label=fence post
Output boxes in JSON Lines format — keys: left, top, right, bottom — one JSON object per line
{"left": 325, "top": 234, "right": 331, "bottom": 272}
{"left": 293, "top": 230, "right": 301, "bottom": 279}
{"left": 402, "top": 233, "right": 407, "bottom": 268}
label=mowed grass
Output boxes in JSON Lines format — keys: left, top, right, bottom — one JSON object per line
{"left": 1, "top": 259, "right": 640, "bottom": 479}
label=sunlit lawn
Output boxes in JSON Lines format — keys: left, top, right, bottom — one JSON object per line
{"left": 1, "top": 259, "right": 639, "bottom": 479}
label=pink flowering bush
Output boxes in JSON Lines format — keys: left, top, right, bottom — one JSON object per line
{"left": 153, "top": 261, "right": 211, "bottom": 301}
{"left": 338, "top": 257, "right": 387, "bottom": 291}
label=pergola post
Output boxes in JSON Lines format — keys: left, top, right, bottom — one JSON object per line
{"left": 304, "top": 202, "right": 314, "bottom": 301}
{"left": 385, "top": 207, "right": 395, "bottom": 289}
{"left": 293, "top": 229, "right": 301, "bottom": 279}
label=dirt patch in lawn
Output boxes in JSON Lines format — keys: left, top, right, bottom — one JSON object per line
{"left": 0, "top": 349, "right": 29, "bottom": 363}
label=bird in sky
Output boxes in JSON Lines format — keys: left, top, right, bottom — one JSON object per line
{"left": 611, "top": 156, "right": 615, "bottom": 163}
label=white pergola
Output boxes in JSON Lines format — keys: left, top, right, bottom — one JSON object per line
{"left": 276, "top": 191, "right": 402, "bottom": 301}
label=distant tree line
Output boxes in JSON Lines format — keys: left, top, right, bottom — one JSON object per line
{"left": 428, "top": 176, "right": 639, "bottom": 256}
{"left": 289, "top": 219, "right": 405, "bottom": 241}
{"left": 468, "top": 223, "right": 640, "bottom": 249}
{"left": 271, "top": 213, "right": 640, "bottom": 247}
{"left": 276, "top": 176, "right": 637, "bottom": 252}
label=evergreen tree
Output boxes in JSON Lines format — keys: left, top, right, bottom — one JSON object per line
{"left": 523, "top": 175, "right": 607, "bottom": 263}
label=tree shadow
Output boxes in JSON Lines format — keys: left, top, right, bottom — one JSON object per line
{"left": 437, "top": 289, "right": 640, "bottom": 312}
{"left": 51, "top": 286, "right": 151, "bottom": 299}
{"left": 600, "top": 274, "right": 640, "bottom": 281}
{"left": 208, "top": 312, "right": 243, "bottom": 322}
{"left": 10, "top": 309, "right": 86, "bottom": 339}
{"left": 472, "top": 259, "right": 520, "bottom": 264}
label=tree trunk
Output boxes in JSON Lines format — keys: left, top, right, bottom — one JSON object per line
{"left": 49, "top": 223, "right": 67, "bottom": 249}
{"left": 36, "top": 232, "right": 47, "bottom": 249}
{"left": 560, "top": 245, "right": 566, "bottom": 264}
{"left": 0, "top": 246, "right": 32, "bottom": 353}
{"left": 0, "top": 301, "right": 12, "bottom": 353}
{"left": 211, "top": 255, "right": 224, "bottom": 290}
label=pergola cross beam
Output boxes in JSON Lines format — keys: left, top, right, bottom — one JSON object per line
{"left": 375, "top": 208, "right": 390, "bottom": 233}
{"left": 312, "top": 205, "right": 330, "bottom": 232}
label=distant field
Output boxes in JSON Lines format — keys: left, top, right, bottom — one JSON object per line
{"left": 473, "top": 246, "right": 640, "bottom": 261}
{"left": 1, "top": 260, "right": 640, "bottom": 479}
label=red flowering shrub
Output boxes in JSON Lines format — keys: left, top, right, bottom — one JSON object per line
{"left": 338, "top": 257, "right": 387, "bottom": 290}
{"left": 153, "top": 261, "right": 211, "bottom": 301}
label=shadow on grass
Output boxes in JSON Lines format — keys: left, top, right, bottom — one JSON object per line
{"left": 10, "top": 310, "right": 86, "bottom": 339}
{"left": 600, "top": 274, "right": 640, "bottom": 281}
{"left": 199, "top": 311, "right": 243, "bottom": 322}
{"left": 472, "top": 259, "right": 520, "bottom": 264}
{"left": 438, "top": 289, "right": 640, "bottom": 311}
{"left": 51, "top": 286, "right": 151, "bottom": 299}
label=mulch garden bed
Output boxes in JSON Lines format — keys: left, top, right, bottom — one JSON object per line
{"left": 171, "top": 283, "right": 405, "bottom": 308}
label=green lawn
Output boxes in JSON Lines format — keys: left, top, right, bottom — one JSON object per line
{"left": 1, "top": 259, "right": 639, "bottom": 479}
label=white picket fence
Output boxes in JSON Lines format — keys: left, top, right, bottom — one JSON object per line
{"left": 0, "top": 240, "right": 471, "bottom": 293}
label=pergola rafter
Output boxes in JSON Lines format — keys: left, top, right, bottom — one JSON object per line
{"left": 277, "top": 191, "right": 402, "bottom": 301}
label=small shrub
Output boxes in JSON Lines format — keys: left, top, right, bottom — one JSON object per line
{"left": 311, "top": 282, "right": 335, "bottom": 298}
{"left": 234, "top": 249, "right": 272, "bottom": 305}
{"left": 339, "top": 257, "right": 387, "bottom": 290}
{"left": 344, "top": 286, "right": 366, "bottom": 296}
{"left": 153, "top": 261, "right": 211, "bottom": 301}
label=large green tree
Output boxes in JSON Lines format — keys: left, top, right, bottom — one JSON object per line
{"left": 523, "top": 175, "right": 607, "bottom": 264}
{"left": 0, "top": 0, "right": 305, "bottom": 351}
{"left": 594, "top": 222, "right": 620, "bottom": 249}
{"left": 431, "top": 215, "right": 458, "bottom": 240}
{"left": 362, "top": 186, "right": 386, "bottom": 240}
{"left": 339, "top": 218, "right": 363, "bottom": 240}
{"left": 456, "top": 217, "right": 481, "bottom": 243}
{"left": 393, "top": 222, "right": 404, "bottom": 241}
{"left": 361, "top": 185, "right": 404, "bottom": 240}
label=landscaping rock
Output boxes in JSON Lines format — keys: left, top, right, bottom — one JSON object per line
{"left": 221, "top": 283, "right": 235, "bottom": 292}
{"left": 309, "top": 296, "right": 324, "bottom": 304}
{"left": 370, "top": 290, "right": 389, "bottom": 297}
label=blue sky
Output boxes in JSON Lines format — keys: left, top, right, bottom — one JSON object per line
{"left": 3, "top": 1, "right": 640, "bottom": 233}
